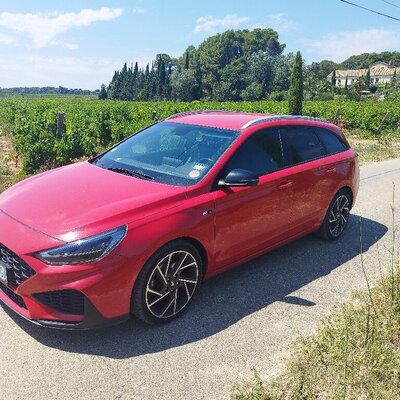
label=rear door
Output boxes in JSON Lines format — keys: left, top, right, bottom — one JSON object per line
{"left": 279, "top": 125, "right": 328, "bottom": 236}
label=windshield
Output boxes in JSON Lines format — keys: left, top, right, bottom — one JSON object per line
{"left": 92, "top": 121, "right": 239, "bottom": 186}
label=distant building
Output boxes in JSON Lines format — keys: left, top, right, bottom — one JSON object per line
{"left": 327, "top": 62, "right": 400, "bottom": 87}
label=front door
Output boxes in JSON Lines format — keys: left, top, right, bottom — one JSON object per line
{"left": 212, "top": 127, "right": 294, "bottom": 268}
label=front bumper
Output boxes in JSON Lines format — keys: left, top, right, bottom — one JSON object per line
{"left": 0, "top": 210, "right": 133, "bottom": 329}
{"left": 0, "top": 290, "right": 129, "bottom": 330}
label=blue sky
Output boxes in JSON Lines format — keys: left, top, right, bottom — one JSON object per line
{"left": 0, "top": 0, "right": 399, "bottom": 89}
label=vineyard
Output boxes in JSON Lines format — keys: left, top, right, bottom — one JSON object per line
{"left": 0, "top": 97, "right": 399, "bottom": 174}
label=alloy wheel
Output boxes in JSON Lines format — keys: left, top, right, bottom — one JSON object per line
{"left": 328, "top": 194, "right": 350, "bottom": 237}
{"left": 145, "top": 250, "right": 199, "bottom": 319}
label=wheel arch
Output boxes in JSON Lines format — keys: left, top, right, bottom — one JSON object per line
{"left": 340, "top": 186, "right": 354, "bottom": 209}
{"left": 171, "top": 236, "right": 209, "bottom": 276}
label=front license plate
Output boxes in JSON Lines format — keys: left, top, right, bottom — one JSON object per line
{"left": 0, "top": 263, "right": 7, "bottom": 285}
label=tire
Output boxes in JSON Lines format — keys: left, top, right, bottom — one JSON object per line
{"left": 315, "top": 189, "right": 351, "bottom": 241}
{"left": 131, "top": 240, "right": 203, "bottom": 325}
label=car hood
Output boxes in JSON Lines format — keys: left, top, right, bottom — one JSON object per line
{"left": 0, "top": 162, "right": 187, "bottom": 241}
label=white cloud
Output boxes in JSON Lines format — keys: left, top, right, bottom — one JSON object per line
{"left": 0, "top": 55, "right": 123, "bottom": 89}
{"left": 132, "top": 8, "right": 146, "bottom": 14}
{"left": 194, "top": 14, "right": 250, "bottom": 33}
{"left": 264, "top": 13, "right": 298, "bottom": 32}
{"left": 0, "top": 33, "right": 17, "bottom": 45}
{"left": 303, "top": 29, "right": 400, "bottom": 62}
{"left": 0, "top": 8, "right": 123, "bottom": 49}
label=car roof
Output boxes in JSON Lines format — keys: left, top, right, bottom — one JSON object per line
{"left": 166, "top": 110, "right": 269, "bottom": 131}
{"left": 165, "top": 110, "right": 330, "bottom": 131}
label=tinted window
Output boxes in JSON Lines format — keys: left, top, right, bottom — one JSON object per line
{"left": 280, "top": 126, "right": 325, "bottom": 165}
{"left": 226, "top": 129, "right": 283, "bottom": 176}
{"left": 315, "top": 128, "right": 347, "bottom": 155}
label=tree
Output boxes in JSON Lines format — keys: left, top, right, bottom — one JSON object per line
{"left": 107, "top": 71, "right": 121, "bottom": 99}
{"left": 391, "top": 69, "right": 397, "bottom": 86}
{"left": 196, "top": 28, "right": 284, "bottom": 96}
{"left": 171, "top": 70, "right": 198, "bottom": 101}
{"left": 214, "top": 58, "right": 247, "bottom": 101}
{"left": 340, "top": 51, "right": 400, "bottom": 69}
{"left": 307, "top": 60, "right": 338, "bottom": 82}
{"left": 247, "top": 51, "right": 274, "bottom": 95}
{"left": 272, "top": 53, "right": 295, "bottom": 92}
{"left": 331, "top": 69, "right": 336, "bottom": 89}
{"left": 184, "top": 50, "right": 190, "bottom": 69}
{"left": 241, "top": 82, "right": 264, "bottom": 101}
{"left": 366, "top": 68, "right": 371, "bottom": 88}
{"left": 98, "top": 84, "right": 107, "bottom": 100}
{"left": 106, "top": 28, "right": 285, "bottom": 101}
{"left": 288, "top": 51, "right": 304, "bottom": 115}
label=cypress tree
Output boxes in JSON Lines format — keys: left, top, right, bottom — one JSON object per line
{"left": 109, "top": 71, "right": 121, "bottom": 100}
{"left": 366, "top": 68, "right": 371, "bottom": 87}
{"left": 132, "top": 62, "right": 139, "bottom": 99}
{"left": 150, "top": 64, "right": 157, "bottom": 99}
{"left": 184, "top": 50, "right": 190, "bottom": 69}
{"left": 331, "top": 70, "right": 336, "bottom": 89}
{"left": 158, "top": 60, "right": 166, "bottom": 98}
{"left": 98, "top": 84, "right": 107, "bottom": 100}
{"left": 288, "top": 51, "right": 304, "bottom": 115}
{"left": 193, "top": 55, "right": 203, "bottom": 99}
{"left": 144, "top": 64, "right": 150, "bottom": 100}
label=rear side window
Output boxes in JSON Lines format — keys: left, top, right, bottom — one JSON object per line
{"left": 315, "top": 128, "right": 348, "bottom": 155}
{"left": 226, "top": 128, "right": 284, "bottom": 176}
{"left": 280, "top": 126, "right": 325, "bottom": 165}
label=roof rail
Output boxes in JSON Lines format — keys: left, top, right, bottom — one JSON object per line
{"left": 241, "top": 115, "right": 328, "bottom": 129}
{"left": 166, "top": 109, "right": 243, "bottom": 120}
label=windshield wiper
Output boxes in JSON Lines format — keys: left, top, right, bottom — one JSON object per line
{"left": 106, "top": 167, "right": 155, "bottom": 181}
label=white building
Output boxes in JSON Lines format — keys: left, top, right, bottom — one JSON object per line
{"left": 327, "top": 62, "right": 400, "bottom": 87}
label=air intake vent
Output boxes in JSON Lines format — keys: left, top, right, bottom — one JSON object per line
{"left": 0, "top": 281, "right": 27, "bottom": 309}
{"left": 33, "top": 290, "right": 85, "bottom": 315}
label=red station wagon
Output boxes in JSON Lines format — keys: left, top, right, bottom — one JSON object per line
{"left": 0, "top": 111, "right": 359, "bottom": 329}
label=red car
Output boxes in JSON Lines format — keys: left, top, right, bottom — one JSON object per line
{"left": 0, "top": 111, "right": 359, "bottom": 329}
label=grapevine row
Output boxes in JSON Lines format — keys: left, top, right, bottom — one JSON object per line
{"left": 0, "top": 98, "right": 398, "bottom": 173}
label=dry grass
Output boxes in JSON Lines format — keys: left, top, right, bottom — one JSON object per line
{"left": 232, "top": 262, "right": 400, "bottom": 400}
{"left": 232, "top": 195, "right": 400, "bottom": 400}
{"left": 348, "top": 135, "right": 400, "bottom": 165}
{"left": 0, "top": 134, "right": 24, "bottom": 193}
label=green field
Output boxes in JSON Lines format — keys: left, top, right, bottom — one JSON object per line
{"left": 0, "top": 97, "right": 399, "bottom": 175}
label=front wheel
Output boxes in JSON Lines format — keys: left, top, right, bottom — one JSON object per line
{"left": 131, "top": 241, "right": 203, "bottom": 324}
{"left": 316, "top": 190, "right": 351, "bottom": 241}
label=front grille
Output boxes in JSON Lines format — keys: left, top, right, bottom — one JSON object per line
{"left": 0, "top": 281, "right": 27, "bottom": 309}
{"left": 33, "top": 290, "right": 85, "bottom": 315}
{"left": 0, "top": 243, "right": 36, "bottom": 288}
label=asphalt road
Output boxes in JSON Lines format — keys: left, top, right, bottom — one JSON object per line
{"left": 1, "top": 158, "right": 400, "bottom": 400}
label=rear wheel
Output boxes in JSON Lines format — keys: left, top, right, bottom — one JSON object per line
{"left": 131, "top": 241, "right": 203, "bottom": 324}
{"left": 316, "top": 190, "right": 351, "bottom": 241}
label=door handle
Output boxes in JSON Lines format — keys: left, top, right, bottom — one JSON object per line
{"left": 278, "top": 181, "right": 293, "bottom": 190}
{"left": 326, "top": 167, "right": 336, "bottom": 175}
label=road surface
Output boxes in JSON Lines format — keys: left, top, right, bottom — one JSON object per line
{"left": 1, "top": 158, "right": 400, "bottom": 400}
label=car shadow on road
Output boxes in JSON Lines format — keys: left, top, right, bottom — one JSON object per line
{"left": 2, "top": 214, "right": 387, "bottom": 359}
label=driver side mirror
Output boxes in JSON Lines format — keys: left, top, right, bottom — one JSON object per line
{"left": 218, "top": 169, "right": 259, "bottom": 187}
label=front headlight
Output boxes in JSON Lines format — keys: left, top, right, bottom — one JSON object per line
{"left": 35, "top": 225, "right": 127, "bottom": 265}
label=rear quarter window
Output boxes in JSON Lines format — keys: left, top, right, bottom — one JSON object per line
{"left": 280, "top": 126, "right": 326, "bottom": 166}
{"left": 315, "top": 128, "right": 348, "bottom": 155}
